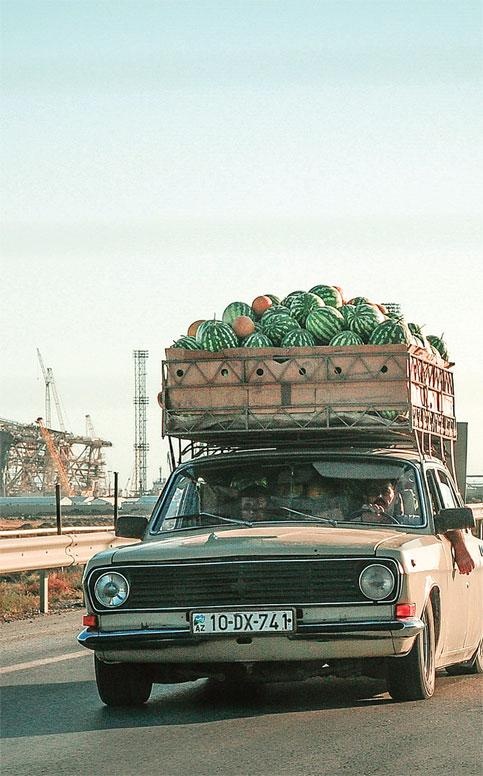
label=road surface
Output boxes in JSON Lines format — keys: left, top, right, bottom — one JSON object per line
{"left": 1, "top": 610, "right": 482, "bottom": 776}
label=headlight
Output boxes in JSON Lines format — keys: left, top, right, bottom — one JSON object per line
{"left": 93, "top": 572, "right": 129, "bottom": 608}
{"left": 359, "top": 564, "right": 395, "bottom": 601}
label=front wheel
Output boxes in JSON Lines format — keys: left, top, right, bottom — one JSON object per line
{"left": 386, "top": 599, "right": 436, "bottom": 701}
{"left": 94, "top": 656, "right": 153, "bottom": 707}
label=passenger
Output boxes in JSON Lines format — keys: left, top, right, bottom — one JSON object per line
{"left": 240, "top": 485, "right": 269, "bottom": 522}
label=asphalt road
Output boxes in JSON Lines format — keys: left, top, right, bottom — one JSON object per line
{"left": 1, "top": 610, "right": 482, "bottom": 776}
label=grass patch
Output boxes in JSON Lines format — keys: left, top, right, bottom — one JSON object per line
{"left": 0, "top": 568, "right": 84, "bottom": 621}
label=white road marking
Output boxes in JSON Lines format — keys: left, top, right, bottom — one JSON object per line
{"left": 0, "top": 650, "right": 88, "bottom": 675}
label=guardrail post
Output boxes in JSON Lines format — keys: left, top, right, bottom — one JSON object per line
{"left": 114, "top": 471, "right": 119, "bottom": 528}
{"left": 39, "top": 570, "right": 49, "bottom": 613}
{"left": 55, "top": 483, "right": 62, "bottom": 535}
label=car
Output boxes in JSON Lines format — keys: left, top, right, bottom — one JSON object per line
{"left": 78, "top": 447, "right": 483, "bottom": 706}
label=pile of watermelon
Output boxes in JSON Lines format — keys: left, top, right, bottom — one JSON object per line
{"left": 171, "top": 286, "right": 449, "bottom": 362}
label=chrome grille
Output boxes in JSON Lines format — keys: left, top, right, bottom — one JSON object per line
{"left": 88, "top": 558, "right": 399, "bottom": 611}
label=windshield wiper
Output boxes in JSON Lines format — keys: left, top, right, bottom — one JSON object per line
{"left": 281, "top": 507, "right": 337, "bottom": 527}
{"left": 181, "top": 511, "right": 254, "bottom": 527}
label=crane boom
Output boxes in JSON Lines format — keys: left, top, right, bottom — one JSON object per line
{"left": 36, "top": 349, "right": 66, "bottom": 431}
{"left": 36, "top": 417, "right": 72, "bottom": 496}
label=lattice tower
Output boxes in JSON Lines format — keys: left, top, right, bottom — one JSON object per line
{"left": 133, "top": 350, "right": 149, "bottom": 495}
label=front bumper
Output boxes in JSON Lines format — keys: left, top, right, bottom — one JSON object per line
{"left": 78, "top": 617, "right": 423, "bottom": 661}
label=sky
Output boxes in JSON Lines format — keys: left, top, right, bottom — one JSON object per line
{"left": 1, "top": 0, "right": 482, "bottom": 487}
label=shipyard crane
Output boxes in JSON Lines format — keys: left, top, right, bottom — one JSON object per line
{"left": 36, "top": 417, "right": 73, "bottom": 496}
{"left": 36, "top": 349, "right": 66, "bottom": 431}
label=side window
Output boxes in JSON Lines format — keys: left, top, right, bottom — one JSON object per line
{"left": 436, "top": 470, "right": 458, "bottom": 509}
{"left": 425, "top": 470, "right": 442, "bottom": 515}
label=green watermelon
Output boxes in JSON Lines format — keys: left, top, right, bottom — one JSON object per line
{"left": 260, "top": 312, "right": 300, "bottom": 345}
{"left": 260, "top": 305, "right": 291, "bottom": 322}
{"left": 340, "top": 304, "right": 357, "bottom": 328}
{"left": 309, "top": 285, "right": 343, "bottom": 308}
{"left": 368, "top": 319, "right": 412, "bottom": 345}
{"left": 171, "top": 336, "right": 202, "bottom": 350}
{"left": 222, "top": 301, "right": 255, "bottom": 325}
{"left": 242, "top": 332, "right": 274, "bottom": 348}
{"left": 283, "top": 291, "right": 325, "bottom": 325}
{"left": 281, "top": 329, "right": 317, "bottom": 347}
{"left": 347, "top": 296, "right": 371, "bottom": 306}
{"left": 329, "top": 331, "right": 364, "bottom": 346}
{"left": 264, "top": 294, "right": 281, "bottom": 305}
{"left": 349, "top": 303, "right": 386, "bottom": 342}
{"left": 196, "top": 320, "right": 239, "bottom": 351}
{"left": 427, "top": 335, "right": 448, "bottom": 361}
{"left": 281, "top": 290, "right": 306, "bottom": 306}
{"left": 305, "top": 307, "right": 345, "bottom": 344}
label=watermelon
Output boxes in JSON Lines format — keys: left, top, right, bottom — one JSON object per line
{"left": 242, "top": 332, "right": 274, "bottom": 348}
{"left": 260, "top": 312, "right": 300, "bottom": 345}
{"left": 329, "top": 331, "right": 364, "bottom": 346}
{"left": 222, "top": 302, "right": 255, "bottom": 325}
{"left": 196, "top": 320, "right": 239, "bottom": 351}
{"left": 231, "top": 315, "right": 256, "bottom": 338}
{"left": 171, "top": 336, "right": 202, "bottom": 350}
{"left": 309, "top": 285, "right": 343, "bottom": 308}
{"left": 251, "top": 295, "right": 273, "bottom": 318}
{"left": 340, "top": 303, "right": 358, "bottom": 328}
{"left": 281, "top": 290, "right": 306, "bottom": 306}
{"left": 264, "top": 294, "right": 281, "bottom": 305}
{"left": 427, "top": 335, "right": 448, "bottom": 361}
{"left": 368, "top": 319, "right": 412, "bottom": 345}
{"left": 349, "top": 303, "right": 386, "bottom": 342}
{"left": 347, "top": 296, "right": 371, "bottom": 306}
{"left": 305, "top": 307, "right": 345, "bottom": 344}
{"left": 283, "top": 291, "right": 325, "bottom": 325}
{"left": 260, "top": 305, "right": 291, "bottom": 322}
{"left": 281, "top": 329, "right": 317, "bottom": 347}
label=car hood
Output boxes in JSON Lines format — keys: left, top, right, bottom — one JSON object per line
{"left": 108, "top": 524, "right": 408, "bottom": 565}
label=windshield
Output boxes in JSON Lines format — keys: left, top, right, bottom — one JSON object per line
{"left": 152, "top": 456, "right": 425, "bottom": 533}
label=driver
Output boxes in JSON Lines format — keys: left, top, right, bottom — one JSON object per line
{"left": 240, "top": 485, "right": 269, "bottom": 522}
{"left": 359, "top": 480, "right": 402, "bottom": 523}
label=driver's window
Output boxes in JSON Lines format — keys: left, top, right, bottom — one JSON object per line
{"left": 436, "top": 470, "right": 458, "bottom": 509}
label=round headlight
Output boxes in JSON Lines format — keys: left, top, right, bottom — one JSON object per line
{"left": 94, "top": 572, "right": 129, "bottom": 608}
{"left": 359, "top": 564, "right": 395, "bottom": 601}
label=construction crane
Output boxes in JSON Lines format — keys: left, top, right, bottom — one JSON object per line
{"left": 36, "top": 417, "right": 72, "bottom": 496}
{"left": 85, "top": 414, "right": 96, "bottom": 438}
{"left": 36, "top": 349, "right": 66, "bottom": 431}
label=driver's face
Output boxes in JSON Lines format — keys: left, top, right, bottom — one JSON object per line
{"left": 241, "top": 496, "right": 266, "bottom": 521}
{"left": 366, "top": 483, "right": 395, "bottom": 509}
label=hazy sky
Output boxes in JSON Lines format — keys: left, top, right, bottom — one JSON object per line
{"left": 2, "top": 0, "right": 482, "bottom": 485}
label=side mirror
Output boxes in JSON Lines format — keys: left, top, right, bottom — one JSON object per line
{"left": 115, "top": 515, "right": 148, "bottom": 539}
{"left": 434, "top": 507, "right": 475, "bottom": 534}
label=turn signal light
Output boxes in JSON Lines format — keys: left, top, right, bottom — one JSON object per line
{"left": 83, "top": 614, "right": 98, "bottom": 628}
{"left": 395, "top": 603, "right": 416, "bottom": 618}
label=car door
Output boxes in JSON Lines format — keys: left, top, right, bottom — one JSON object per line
{"left": 425, "top": 467, "right": 469, "bottom": 656}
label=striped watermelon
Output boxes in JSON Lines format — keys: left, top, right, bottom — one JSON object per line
{"left": 283, "top": 291, "right": 325, "bottom": 325}
{"left": 305, "top": 307, "right": 344, "bottom": 344}
{"left": 349, "top": 303, "right": 386, "bottom": 342}
{"left": 329, "top": 331, "right": 364, "bottom": 346}
{"left": 427, "top": 335, "right": 448, "bottom": 361}
{"left": 242, "top": 332, "right": 274, "bottom": 348}
{"left": 281, "top": 329, "right": 317, "bottom": 347}
{"left": 264, "top": 294, "right": 281, "bottom": 305}
{"left": 171, "top": 336, "right": 202, "bottom": 350}
{"left": 196, "top": 320, "right": 239, "bottom": 351}
{"left": 340, "top": 303, "right": 357, "bottom": 328}
{"left": 222, "top": 302, "right": 255, "bottom": 325}
{"left": 347, "top": 296, "right": 371, "bottom": 306}
{"left": 260, "top": 305, "right": 291, "bottom": 322}
{"left": 260, "top": 312, "right": 300, "bottom": 345}
{"left": 281, "top": 290, "right": 306, "bottom": 306}
{"left": 368, "top": 319, "right": 412, "bottom": 345}
{"left": 309, "top": 285, "right": 343, "bottom": 308}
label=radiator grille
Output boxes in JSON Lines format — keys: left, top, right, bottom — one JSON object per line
{"left": 88, "top": 558, "right": 398, "bottom": 611}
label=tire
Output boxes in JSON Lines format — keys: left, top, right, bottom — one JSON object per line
{"left": 94, "top": 656, "right": 152, "bottom": 707}
{"left": 446, "top": 639, "right": 483, "bottom": 676}
{"left": 386, "top": 599, "right": 436, "bottom": 701}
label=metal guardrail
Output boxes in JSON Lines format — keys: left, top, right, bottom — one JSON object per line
{"left": 0, "top": 525, "right": 114, "bottom": 539}
{"left": 0, "top": 529, "right": 139, "bottom": 574}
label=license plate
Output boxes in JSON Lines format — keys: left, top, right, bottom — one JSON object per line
{"left": 190, "top": 609, "right": 295, "bottom": 635}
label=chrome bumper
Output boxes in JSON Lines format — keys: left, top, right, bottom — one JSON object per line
{"left": 78, "top": 617, "right": 424, "bottom": 651}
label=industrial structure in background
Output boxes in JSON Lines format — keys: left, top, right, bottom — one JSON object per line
{"left": 0, "top": 351, "right": 111, "bottom": 497}
{"left": 133, "top": 349, "right": 149, "bottom": 496}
